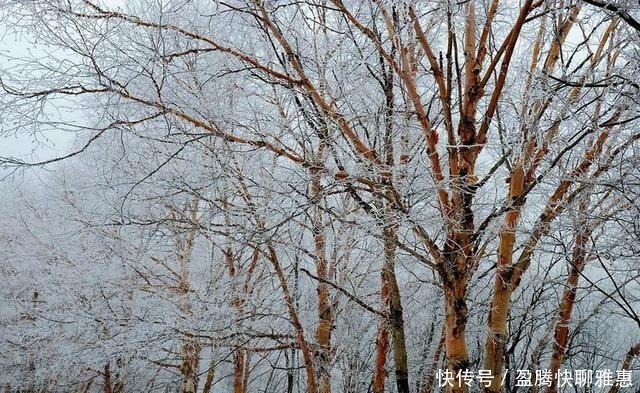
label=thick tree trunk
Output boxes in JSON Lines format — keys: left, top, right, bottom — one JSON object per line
{"left": 484, "top": 281, "right": 512, "bottom": 393}
{"left": 440, "top": 226, "right": 474, "bottom": 393}
{"left": 484, "top": 164, "right": 525, "bottom": 393}
{"left": 233, "top": 350, "right": 245, "bottom": 393}
{"left": 180, "top": 337, "right": 200, "bottom": 393}
{"left": 443, "top": 278, "right": 471, "bottom": 393}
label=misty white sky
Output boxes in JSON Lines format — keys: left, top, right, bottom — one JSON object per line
{"left": 0, "top": 33, "right": 73, "bottom": 162}
{"left": 0, "top": 0, "right": 126, "bottom": 163}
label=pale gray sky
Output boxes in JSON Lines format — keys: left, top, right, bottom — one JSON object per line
{"left": 0, "top": 0, "right": 126, "bottom": 164}
{"left": 0, "top": 25, "right": 74, "bottom": 163}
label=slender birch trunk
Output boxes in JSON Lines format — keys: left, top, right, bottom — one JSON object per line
{"left": 175, "top": 199, "right": 201, "bottom": 393}
{"left": 201, "top": 360, "right": 216, "bottom": 393}
{"left": 422, "top": 326, "right": 445, "bottom": 393}
{"left": 222, "top": 202, "right": 247, "bottom": 393}
{"left": 372, "top": 271, "right": 391, "bottom": 393}
{"left": 546, "top": 200, "right": 591, "bottom": 393}
{"left": 383, "top": 224, "right": 410, "bottom": 393}
{"left": 311, "top": 144, "right": 333, "bottom": 393}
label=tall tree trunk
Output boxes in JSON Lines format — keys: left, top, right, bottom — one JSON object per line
{"left": 382, "top": 212, "right": 410, "bottom": 393}
{"left": 222, "top": 225, "right": 247, "bottom": 393}
{"left": 233, "top": 350, "right": 245, "bottom": 393}
{"left": 422, "top": 326, "right": 445, "bottom": 393}
{"left": 242, "top": 353, "right": 251, "bottom": 393}
{"left": 386, "top": 268, "right": 410, "bottom": 393}
{"left": 484, "top": 281, "right": 512, "bottom": 393}
{"left": 372, "top": 270, "right": 391, "bottom": 393}
{"left": 443, "top": 276, "right": 470, "bottom": 393}
{"left": 484, "top": 163, "right": 525, "bottom": 393}
{"left": 372, "top": 33, "right": 410, "bottom": 393}
{"left": 311, "top": 148, "right": 333, "bottom": 393}
{"left": 174, "top": 200, "right": 201, "bottom": 393}
{"left": 223, "top": 198, "right": 260, "bottom": 393}
{"left": 202, "top": 360, "right": 216, "bottom": 393}
{"left": 546, "top": 206, "right": 590, "bottom": 393}
{"left": 179, "top": 337, "right": 200, "bottom": 393}
{"left": 440, "top": 226, "right": 475, "bottom": 393}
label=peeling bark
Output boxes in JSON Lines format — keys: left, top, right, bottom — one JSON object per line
{"left": 443, "top": 277, "right": 471, "bottom": 393}
{"left": 372, "top": 269, "right": 391, "bottom": 393}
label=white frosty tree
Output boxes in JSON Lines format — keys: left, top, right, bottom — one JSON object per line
{"left": 0, "top": 1, "right": 639, "bottom": 392}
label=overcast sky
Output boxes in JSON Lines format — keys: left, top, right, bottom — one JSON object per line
{"left": 0, "top": 0, "right": 126, "bottom": 164}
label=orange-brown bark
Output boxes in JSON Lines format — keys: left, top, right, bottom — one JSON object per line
{"left": 545, "top": 217, "right": 590, "bottom": 393}
{"left": 484, "top": 162, "right": 525, "bottom": 392}
{"left": 311, "top": 144, "right": 333, "bottom": 393}
{"left": 201, "top": 362, "right": 216, "bottom": 393}
{"left": 372, "top": 271, "right": 391, "bottom": 393}
{"left": 233, "top": 351, "right": 245, "bottom": 393}
{"left": 443, "top": 272, "right": 471, "bottom": 393}
{"left": 482, "top": 12, "right": 620, "bottom": 389}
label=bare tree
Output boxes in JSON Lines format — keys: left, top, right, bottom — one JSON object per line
{"left": 1, "top": 1, "right": 639, "bottom": 392}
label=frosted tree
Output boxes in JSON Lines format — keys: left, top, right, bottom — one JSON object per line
{"left": 1, "top": 1, "right": 640, "bottom": 393}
